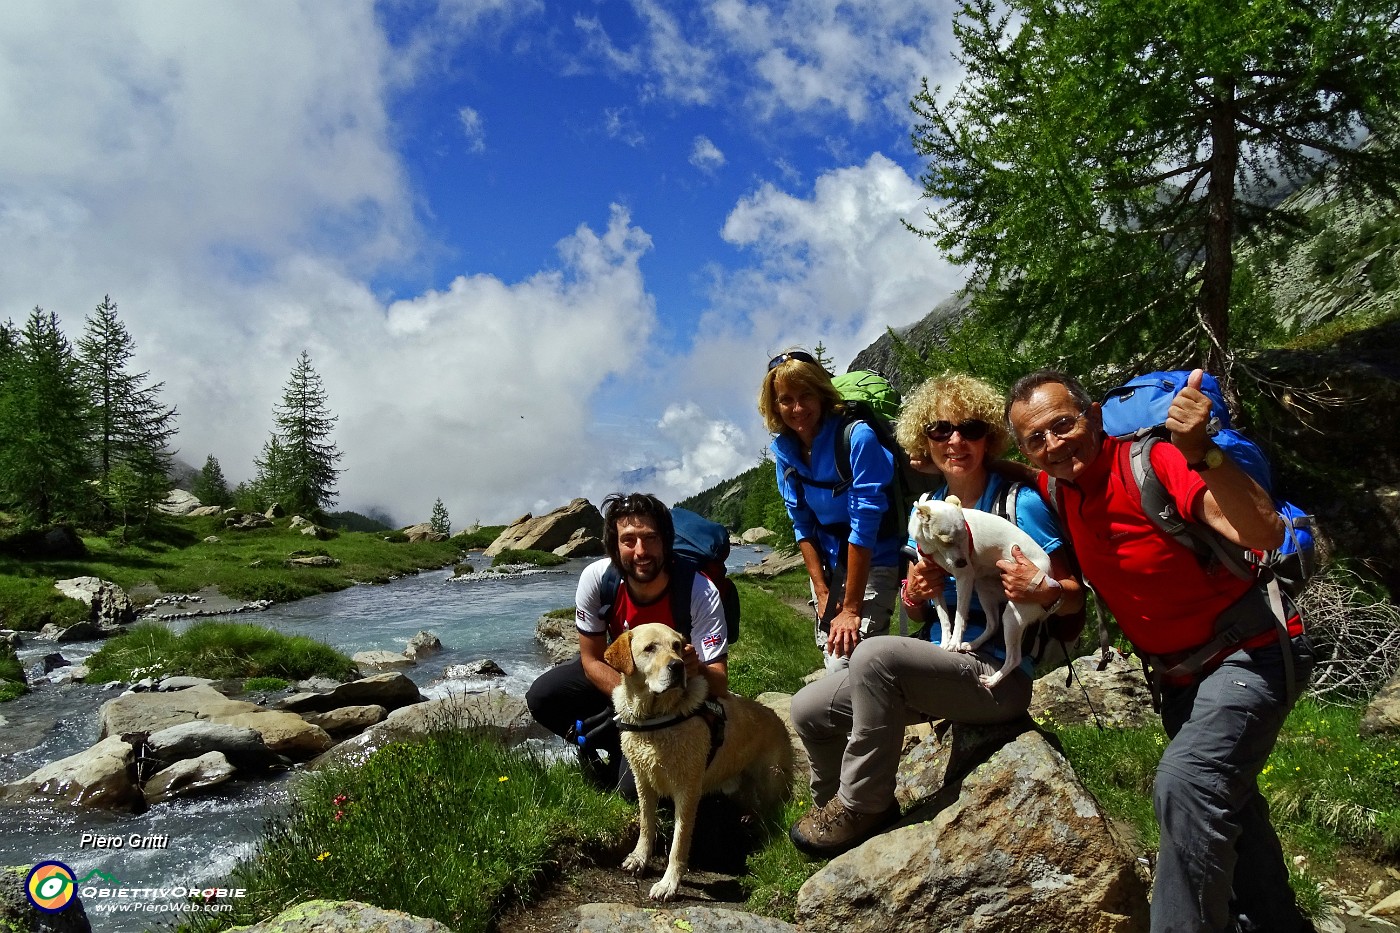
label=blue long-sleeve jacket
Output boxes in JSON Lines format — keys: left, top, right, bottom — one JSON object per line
{"left": 771, "top": 414, "right": 901, "bottom": 570}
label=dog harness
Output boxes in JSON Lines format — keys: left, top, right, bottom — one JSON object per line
{"left": 615, "top": 699, "right": 727, "bottom": 767}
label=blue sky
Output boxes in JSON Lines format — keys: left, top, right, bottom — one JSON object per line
{"left": 0, "top": 1, "right": 968, "bottom": 526}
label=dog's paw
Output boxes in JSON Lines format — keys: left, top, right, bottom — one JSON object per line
{"left": 649, "top": 873, "right": 681, "bottom": 901}
{"left": 955, "top": 642, "right": 973, "bottom": 653}
{"left": 621, "top": 850, "right": 649, "bottom": 875}
{"left": 979, "top": 672, "right": 1005, "bottom": 689}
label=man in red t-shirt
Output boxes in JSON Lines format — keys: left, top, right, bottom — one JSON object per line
{"left": 526, "top": 492, "right": 729, "bottom": 793}
{"left": 1007, "top": 369, "right": 1315, "bottom": 933}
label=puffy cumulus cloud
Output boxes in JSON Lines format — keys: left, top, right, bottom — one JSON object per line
{"left": 710, "top": 152, "right": 961, "bottom": 367}
{"left": 690, "top": 135, "right": 727, "bottom": 173}
{"left": 642, "top": 402, "right": 753, "bottom": 502}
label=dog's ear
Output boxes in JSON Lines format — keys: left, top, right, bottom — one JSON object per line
{"left": 603, "top": 630, "right": 634, "bottom": 675}
{"left": 946, "top": 494, "right": 962, "bottom": 509}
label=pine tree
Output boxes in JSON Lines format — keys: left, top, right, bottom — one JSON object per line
{"left": 192, "top": 454, "right": 233, "bottom": 508}
{"left": 267, "top": 351, "right": 342, "bottom": 515}
{"left": 0, "top": 309, "right": 93, "bottom": 525}
{"left": 253, "top": 434, "right": 291, "bottom": 512}
{"left": 76, "top": 296, "right": 177, "bottom": 524}
{"left": 430, "top": 498, "right": 451, "bottom": 536}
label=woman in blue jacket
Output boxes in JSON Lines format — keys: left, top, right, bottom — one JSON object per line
{"left": 759, "top": 350, "right": 901, "bottom": 671}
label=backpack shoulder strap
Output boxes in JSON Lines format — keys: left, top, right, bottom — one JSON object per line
{"left": 991, "top": 480, "right": 1020, "bottom": 527}
{"left": 598, "top": 563, "right": 623, "bottom": 631}
{"left": 667, "top": 560, "right": 698, "bottom": 641}
{"left": 1127, "top": 436, "right": 1254, "bottom": 581}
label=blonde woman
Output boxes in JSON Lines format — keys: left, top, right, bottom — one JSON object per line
{"left": 759, "top": 350, "right": 901, "bottom": 673}
{"left": 787, "top": 372, "right": 1082, "bottom": 858}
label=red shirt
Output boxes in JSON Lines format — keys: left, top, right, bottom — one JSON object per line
{"left": 1043, "top": 435, "right": 1253, "bottom": 656}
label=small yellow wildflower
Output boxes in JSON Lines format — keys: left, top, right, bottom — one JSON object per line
{"left": 316, "top": 852, "right": 331, "bottom": 862}
{"left": 498, "top": 776, "right": 509, "bottom": 783}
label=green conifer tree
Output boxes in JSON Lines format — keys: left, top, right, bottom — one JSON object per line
{"left": 430, "top": 497, "right": 451, "bottom": 536}
{"left": 192, "top": 454, "right": 233, "bottom": 508}
{"left": 266, "top": 351, "right": 342, "bottom": 515}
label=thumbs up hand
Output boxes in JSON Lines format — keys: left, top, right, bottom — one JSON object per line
{"left": 1166, "top": 368, "right": 1213, "bottom": 462}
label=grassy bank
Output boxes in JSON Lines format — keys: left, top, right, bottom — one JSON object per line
{"left": 177, "top": 568, "right": 1399, "bottom": 928}
{"left": 0, "top": 513, "right": 464, "bottom": 631}
{"left": 83, "top": 620, "right": 358, "bottom": 683}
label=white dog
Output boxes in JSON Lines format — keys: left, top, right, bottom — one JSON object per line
{"left": 907, "top": 493, "right": 1053, "bottom": 687}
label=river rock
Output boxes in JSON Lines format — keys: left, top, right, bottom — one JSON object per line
{"left": 1360, "top": 665, "right": 1400, "bottom": 737}
{"left": 404, "top": 631, "right": 442, "bottom": 661}
{"left": 52, "top": 576, "right": 136, "bottom": 629}
{"left": 741, "top": 548, "right": 804, "bottom": 577}
{"left": 1, "top": 734, "right": 137, "bottom": 809}
{"left": 301, "top": 705, "right": 387, "bottom": 737}
{"left": 286, "top": 555, "right": 341, "bottom": 568}
{"left": 353, "top": 650, "right": 414, "bottom": 672}
{"left": 311, "top": 691, "right": 546, "bottom": 771}
{"left": 145, "top": 721, "right": 281, "bottom": 771}
{"left": 224, "top": 900, "right": 451, "bottom": 933}
{"left": 535, "top": 613, "right": 579, "bottom": 665}
{"left": 156, "top": 489, "right": 202, "bottom": 516}
{"left": 741, "top": 526, "right": 776, "bottom": 544}
{"left": 277, "top": 672, "right": 423, "bottom": 714}
{"left": 442, "top": 659, "right": 506, "bottom": 679}
{"left": 42, "top": 653, "right": 70, "bottom": 673}
{"left": 0, "top": 863, "right": 93, "bottom": 933}
{"left": 99, "top": 684, "right": 331, "bottom": 759}
{"left": 1031, "top": 651, "right": 1156, "bottom": 729}
{"left": 575, "top": 904, "right": 799, "bottom": 932}
{"left": 797, "top": 721, "right": 1149, "bottom": 933}
{"left": 143, "top": 751, "right": 237, "bottom": 804}
{"left": 484, "top": 498, "right": 604, "bottom": 557}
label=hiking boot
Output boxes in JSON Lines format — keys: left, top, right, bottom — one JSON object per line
{"left": 789, "top": 798, "right": 901, "bottom": 858}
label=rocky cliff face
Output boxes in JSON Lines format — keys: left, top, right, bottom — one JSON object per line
{"left": 847, "top": 290, "right": 972, "bottom": 393}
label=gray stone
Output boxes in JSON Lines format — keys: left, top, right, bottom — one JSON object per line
{"left": 442, "top": 659, "right": 506, "bottom": 679}
{"left": 402, "top": 523, "right": 448, "bottom": 543}
{"left": 740, "top": 526, "right": 775, "bottom": 544}
{"left": 797, "top": 722, "right": 1150, "bottom": 933}
{"left": 220, "top": 900, "right": 450, "bottom": 933}
{"left": 42, "top": 653, "right": 70, "bottom": 673}
{"left": 1031, "top": 651, "right": 1157, "bottom": 730}
{"left": 0, "top": 863, "right": 93, "bottom": 932}
{"left": 276, "top": 672, "right": 423, "bottom": 714}
{"left": 353, "top": 650, "right": 414, "bottom": 672}
{"left": 301, "top": 705, "right": 387, "bottom": 737}
{"left": 535, "top": 612, "right": 580, "bottom": 665}
{"left": 52, "top": 577, "right": 136, "bottom": 629}
{"left": 552, "top": 527, "right": 605, "bottom": 558}
{"left": 1361, "top": 666, "right": 1400, "bottom": 737}
{"left": 404, "top": 631, "right": 442, "bottom": 661}
{"left": 156, "top": 488, "right": 202, "bottom": 516}
{"left": 285, "top": 555, "right": 340, "bottom": 568}
{"left": 740, "top": 549, "right": 804, "bottom": 577}
{"left": 144, "top": 720, "right": 280, "bottom": 770}
{"left": 1, "top": 735, "right": 137, "bottom": 809}
{"left": 100, "top": 684, "right": 331, "bottom": 759}
{"left": 142, "top": 751, "right": 236, "bottom": 804}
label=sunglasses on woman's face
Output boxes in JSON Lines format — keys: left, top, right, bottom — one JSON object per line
{"left": 767, "top": 350, "right": 818, "bottom": 371}
{"left": 924, "top": 419, "right": 991, "bottom": 442}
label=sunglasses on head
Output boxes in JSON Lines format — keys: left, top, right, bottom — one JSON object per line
{"left": 767, "top": 350, "right": 818, "bottom": 371}
{"left": 924, "top": 419, "right": 991, "bottom": 442}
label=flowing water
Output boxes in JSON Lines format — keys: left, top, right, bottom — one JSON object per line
{"left": 0, "top": 547, "right": 763, "bottom": 930}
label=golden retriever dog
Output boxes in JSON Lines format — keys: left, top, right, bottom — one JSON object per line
{"left": 603, "top": 623, "right": 793, "bottom": 900}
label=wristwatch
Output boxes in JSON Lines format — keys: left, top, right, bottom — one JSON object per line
{"left": 1188, "top": 445, "right": 1225, "bottom": 472}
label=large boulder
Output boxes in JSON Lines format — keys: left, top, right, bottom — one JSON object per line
{"left": 0, "top": 735, "right": 137, "bottom": 809}
{"left": 52, "top": 577, "right": 136, "bottom": 629}
{"left": 144, "top": 720, "right": 282, "bottom": 771}
{"left": 402, "top": 523, "right": 448, "bottom": 543}
{"left": 484, "top": 498, "right": 604, "bottom": 557}
{"left": 157, "top": 489, "right": 202, "bottom": 516}
{"left": 552, "top": 527, "right": 605, "bottom": 558}
{"left": 352, "top": 650, "right": 413, "bottom": 672}
{"left": 301, "top": 705, "right": 387, "bottom": 738}
{"left": 535, "top": 612, "right": 580, "bottom": 665}
{"left": 1031, "top": 651, "right": 1157, "bottom": 730}
{"left": 797, "top": 720, "right": 1150, "bottom": 933}
{"left": 404, "top": 631, "right": 442, "bottom": 661}
{"left": 99, "top": 685, "right": 331, "bottom": 759}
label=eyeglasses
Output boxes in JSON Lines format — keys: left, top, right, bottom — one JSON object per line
{"left": 924, "top": 419, "right": 990, "bottom": 442}
{"left": 767, "top": 350, "right": 818, "bottom": 371}
{"left": 1019, "top": 412, "right": 1086, "bottom": 453}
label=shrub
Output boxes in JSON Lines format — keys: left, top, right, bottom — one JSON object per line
{"left": 453, "top": 525, "right": 507, "bottom": 549}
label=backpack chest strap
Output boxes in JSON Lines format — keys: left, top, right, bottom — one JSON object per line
{"left": 617, "top": 699, "right": 727, "bottom": 767}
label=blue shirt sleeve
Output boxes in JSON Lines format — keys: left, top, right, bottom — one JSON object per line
{"left": 844, "top": 421, "right": 894, "bottom": 550}
{"left": 771, "top": 438, "right": 817, "bottom": 546}
{"left": 1013, "top": 484, "right": 1063, "bottom": 556}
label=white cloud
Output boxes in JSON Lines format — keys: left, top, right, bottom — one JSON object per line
{"left": 644, "top": 403, "right": 753, "bottom": 500}
{"left": 458, "top": 106, "right": 487, "bottom": 153}
{"left": 690, "top": 135, "right": 726, "bottom": 173}
{"left": 604, "top": 107, "right": 647, "bottom": 147}
{"left": 574, "top": 2, "right": 719, "bottom": 106}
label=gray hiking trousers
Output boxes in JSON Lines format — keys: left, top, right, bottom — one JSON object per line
{"left": 1151, "top": 634, "right": 1316, "bottom": 933}
{"left": 790, "top": 635, "right": 1032, "bottom": 813}
{"left": 812, "top": 562, "right": 898, "bottom": 672}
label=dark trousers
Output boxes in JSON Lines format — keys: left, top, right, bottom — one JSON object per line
{"left": 524, "top": 657, "right": 633, "bottom": 796}
{"left": 1151, "top": 635, "right": 1315, "bottom": 933}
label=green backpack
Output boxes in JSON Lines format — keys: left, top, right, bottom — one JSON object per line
{"left": 832, "top": 370, "right": 902, "bottom": 422}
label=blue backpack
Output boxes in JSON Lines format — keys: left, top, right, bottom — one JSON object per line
{"left": 1099, "top": 370, "right": 1316, "bottom": 596}
{"left": 598, "top": 507, "right": 741, "bottom": 645}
